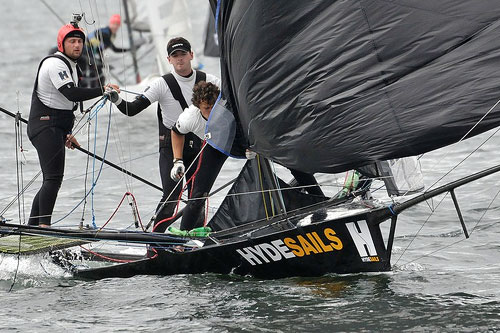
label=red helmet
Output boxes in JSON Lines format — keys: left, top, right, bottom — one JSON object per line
{"left": 57, "top": 24, "right": 85, "bottom": 52}
{"left": 109, "top": 14, "right": 121, "bottom": 26}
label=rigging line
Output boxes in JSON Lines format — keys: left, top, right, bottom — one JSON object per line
{"left": 377, "top": 97, "right": 500, "bottom": 204}
{"left": 117, "top": 0, "right": 128, "bottom": 85}
{"left": 80, "top": 121, "right": 92, "bottom": 229}
{"left": 256, "top": 156, "right": 270, "bottom": 220}
{"left": 87, "top": 0, "right": 126, "bottom": 87}
{"left": 113, "top": 0, "right": 140, "bottom": 199}
{"left": 96, "top": 192, "right": 132, "bottom": 232}
{"left": 114, "top": 45, "right": 156, "bottom": 76}
{"left": 16, "top": 93, "right": 26, "bottom": 224}
{"left": 150, "top": 181, "right": 373, "bottom": 206}
{"left": 114, "top": 106, "right": 136, "bottom": 196}
{"left": 80, "top": 0, "right": 106, "bottom": 89}
{"left": 394, "top": 191, "right": 450, "bottom": 266}
{"left": 105, "top": 84, "right": 139, "bottom": 195}
{"left": 52, "top": 150, "right": 158, "bottom": 185}
{"left": 52, "top": 103, "right": 113, "bottom": 226}
{"left": 79, "top": 245, "right": 134, "bottom": 263}
{"left": 89, "top": 97, "right": 102, "bottom": 229}
{"left": 396, "top": 157, "right": 425, "bottom": 199}
{"left": 270, "top": 160, "right": 287, "bottom": 217}
{"left": 40, "top": 0, "right": 65, "bottom": 24}
{"left": 9, "top": 109, "right": 23, "bottom": 293}
{"left": 72, "top": 98, "right": 106, "bottom": 135}
{"left": 77, "top": 1, "right": 100, "bottom": 82}
{"left": 89, "top": 0, "right": 109, "bottom": 85}
{"left": 109, "top": 115, "right": 135, "bottom": 194}
{"left": 0, "top": 171, "right": 41, "bottom": 218}
{"left": 90, "top": 111, "right": 97, "bottom": 228}
{"left": 120, "top": 88, "right": 141, "bottom": 95}
{"left": 144, "top": 175, "right": 239, "bottom": 229}
{"left": 203, "top": 195, "right": 210, "bottom": 226}
{"left": 104, "top": 99, "right": 139, "bottom": 186}
{"left": 217, "top": 199, "right": 349, "bottom": 240}
{"left": 152, "top": 141, "right": 209, "bottom": 231}
{"left": 121, "top": 0, "right": 141, "bottom": 83}
{"left": 0, "top": 106, "right": 163, "bottom": 192}
{"left": 401, "top": 184, "right": 500, "bottom": 267}
{"left": 427, "top": 125, "right": 500, "bottom": 193}
{"left": 422, "top": 97, "right": 500, "bottom": 192}
{"left": 150, "top": 142, "right": 209, "bottom": 220}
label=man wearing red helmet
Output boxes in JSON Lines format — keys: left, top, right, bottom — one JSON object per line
{"left": 26, "top": 23, "right": 118, "bottom": 227}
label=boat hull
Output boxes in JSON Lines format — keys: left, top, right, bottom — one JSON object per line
{"left": 75, "top": 206, "right": 393, "bottom": 279}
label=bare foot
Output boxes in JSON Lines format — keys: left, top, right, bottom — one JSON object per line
{"left": 39, "top": 224, "right": 51, "bottom": 228}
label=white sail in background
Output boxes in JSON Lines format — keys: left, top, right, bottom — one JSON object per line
{"left": 377, "top": 157, "right": 425, "bottom": 197}
{"left": 127, "top": 0, "right": 150, "bottom": 32}
{"left": 147, "top": 0, "right": 195, "bottom": 75}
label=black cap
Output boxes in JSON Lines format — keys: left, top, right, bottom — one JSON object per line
{"left": 167, "top": 38, "right": 191, "bottom": 56}
{"left": 65, "top": 30, "right": 85, "bottom": 41}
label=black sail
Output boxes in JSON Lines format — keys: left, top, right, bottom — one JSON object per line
{"left": 203, "top": 9, "right": 219, "bottom": 58}
{"left": 216, "top": 1, "right": 500, "bottom": 173}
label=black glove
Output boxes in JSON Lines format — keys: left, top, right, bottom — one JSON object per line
{"left": 104, "top": 88, "right": 122, "bottom": 104}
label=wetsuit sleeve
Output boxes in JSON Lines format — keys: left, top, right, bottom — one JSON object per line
{"left": 115, "top": 95, "right": 151, "bottom": 116}
{"left": 58, "top": 83, "right": 103, "bottom": 102}
{"left": 171, "top": 123, "right": 183, "bottom": 135}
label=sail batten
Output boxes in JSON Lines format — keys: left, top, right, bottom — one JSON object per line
{"left": 216, "top": 1, "right": 500, "bottom": 173}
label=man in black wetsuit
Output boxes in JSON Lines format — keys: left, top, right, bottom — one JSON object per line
{"left": 109, "top": 37, "right": 220, "bottom": 232}
{"left": 169, "top": 81, "right": 225, "bottom": 231}
{"left": 27, "top": 21, "right": 118, "bottom": 227}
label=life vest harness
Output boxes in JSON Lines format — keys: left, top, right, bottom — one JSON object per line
{"left": 27, "top": 54, "right": 83, "bottom": 140}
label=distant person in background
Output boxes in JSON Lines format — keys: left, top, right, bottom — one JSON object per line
{"left": 28, "top": 22, "right": 119, "bottom": 227}
{"left": 88, "top": 14, "right": 129, "bottom": 56}
{"left": 83, "top": 14, "right": 137, "bottom": 88}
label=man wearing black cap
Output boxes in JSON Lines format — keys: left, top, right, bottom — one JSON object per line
{"left": 109, "top": 37, "right": 220, "bottom": 232}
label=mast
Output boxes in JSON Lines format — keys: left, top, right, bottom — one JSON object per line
{"left": 122, "top": 0, "right": 140, "bottom": 83}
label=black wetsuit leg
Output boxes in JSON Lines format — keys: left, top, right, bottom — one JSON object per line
{"left": 153, "top": 134, "right": 198, "bottom": 232}
{"left": 289, "top": 169, "right": 325, "bottom": 197}
{"left": 180, "top": 145, "right": 227, "bottom": 231}
{"left": 28, "top": 127, "right": 66, "bottom": 226}
{"left": 153, "top": 146, "right": 182, "bottom": 232}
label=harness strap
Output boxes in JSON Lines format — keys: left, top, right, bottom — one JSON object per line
{"left": 35, "top": 54, "right": 83, "bottom": 112}
{"left": 157, "top": 70, "right": 207, "bottom": 136}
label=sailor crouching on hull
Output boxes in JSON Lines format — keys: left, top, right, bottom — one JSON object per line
{"left": 168, "top": 81, "right": 228, "bottom": 231}
{"left": 27, "top": 20, "right": 119, "bottom": 227}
